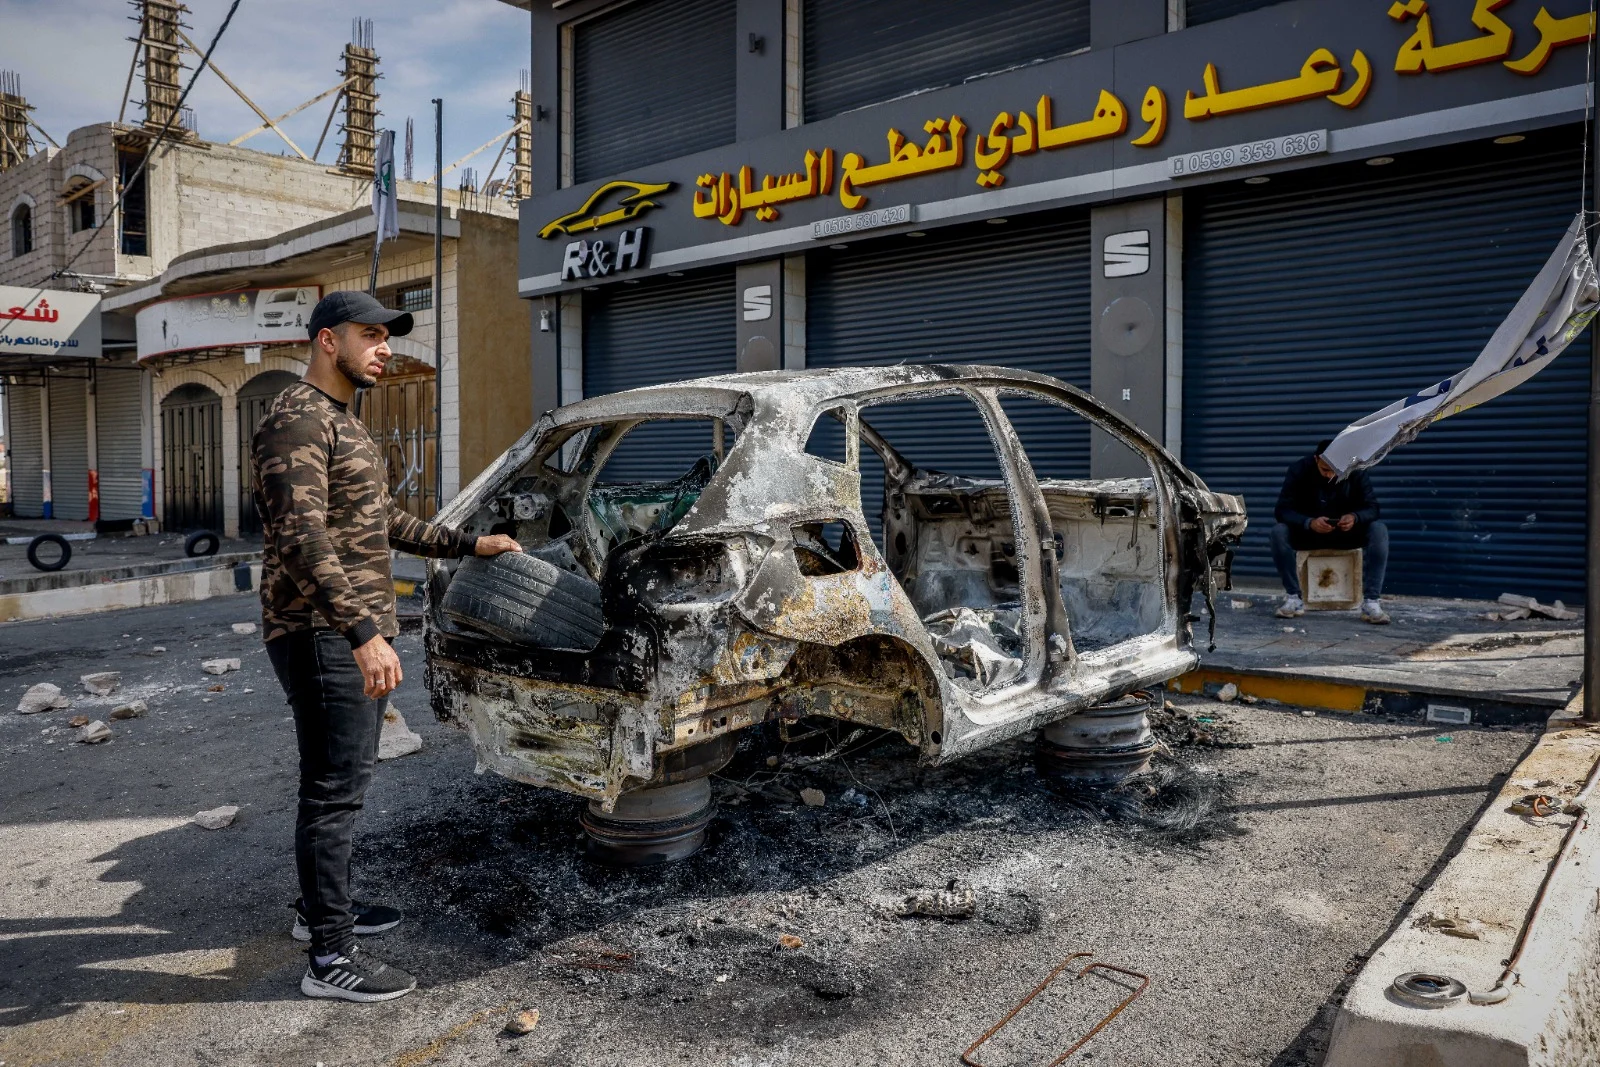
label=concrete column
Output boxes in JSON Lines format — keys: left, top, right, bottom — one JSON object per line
{"left": 736, "top": 260, "right": 783, "bottom": 373}
{"left": 530, "top": 297, "right": 561, "bottom": 418}
{"left": 529, "top": 7, "right": 561, "bottom": 194}
{"left": 782, "top": 255, "right": 805, "bottom": 369}
{"left": 559, "top": 292, "right": 583, "bottom": 405}
{"left": 1090, "top": 198, "right": 1169, "bottom": 478}
{"left": 1163, "top": 194, "right": 1184, "bottom": 460}
{"left": 220, "top": 389, "right": 239, "bottom": 538}
{"left": 737, "top": 0, "right": 786, "bottom": 140}
{"left": 1090, "top": 0, "right": 1166, "bottom": 49}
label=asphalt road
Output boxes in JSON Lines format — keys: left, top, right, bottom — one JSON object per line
{"left": 0, "top": 594, "right": 1538, "bottom": 1066}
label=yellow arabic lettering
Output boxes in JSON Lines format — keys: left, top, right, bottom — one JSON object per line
{"left": 692, "top": 149, "right": 836, "bottom": 225}
{"left": 1505, "top": 7, "right": 1596, "bottom": 75}
{"left": 1184, "top": 48, "right": 1346, "bottom": 120}
{"left": 839, "top": 115, "right": 967, "bottom": 209}
{"left": 1327, "top": 49, "right": 1373, "bottom": 108}
{"left": 1392, "top": 0, "right": 1514, "bottom": 74}
{"left": 1130, "top": 86, "right": 1168, "bottom": 147}
{"left": 1037, "top": 90, "right": 1128, "bottom": 150}
{"left": 975, "top": 111, "right": 1014, "bottom": 187}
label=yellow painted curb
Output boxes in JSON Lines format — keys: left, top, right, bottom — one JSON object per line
{"left": 1170, "top": 668, "right": 1368, "bottom": 713}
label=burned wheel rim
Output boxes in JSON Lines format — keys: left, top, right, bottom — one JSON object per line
{"left": 1037, "top": 693, "right": 1158, "bottom": 785}
{"left": 580, "top": 777, "right": 714, "bottom": 866}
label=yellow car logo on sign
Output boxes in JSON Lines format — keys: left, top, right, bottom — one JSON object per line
{"left": 538, "top": 179, "right": 674, "bottom": 239}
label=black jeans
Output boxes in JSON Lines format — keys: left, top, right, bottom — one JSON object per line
{"left": 1269, "top": 520, "right": 1389, "bottom": 601}
{"left": 266, "top": 629, "right": 386, "bottom": 955}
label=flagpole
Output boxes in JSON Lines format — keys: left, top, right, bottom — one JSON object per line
{"left": 1587, "top": 51, "right": 1600, "bottom": 720}
{"left": 433, "top": 98, "right": 444, "bottom": 518}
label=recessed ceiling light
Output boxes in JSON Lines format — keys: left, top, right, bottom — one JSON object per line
{"left": 622, "top": 279, "right": 640, "bottom": 284}
{"left": 1366, "top": 156, "right": 1395, "bottom": 166}
{"left": 829, "top": 244, "right": 848, "bottom": 250}
{"left": 906, "top": 231, "right": 927, "bottom": 237}
{"left": 1493, "top": 134, "right": 1525, "bottom": 145}
{"left": 667, "top": 271, "right": 684, "bottom": 277}
{"left": 583, "top": 286, "right": 599, "bottom": 291}
{"left": 986, "top": 217, "right": 1008, "bottom": 225}
{"left": 1244, "top": 176, "right": 1270, "bottom": 184}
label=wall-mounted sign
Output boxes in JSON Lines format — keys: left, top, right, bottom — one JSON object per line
{"left": 812, "top": 204, "right": 914, "bottom": 240}
{"left": 560, "top": 227, "right": 649, "bottom": 281}
{"left": 539, "top": 180, "right": 673, "bottom": 238}
{"left": 1103, "top": 231, "right": 1151, "bottom": 278}
{"left": 135, "top": 286, "right": 321, "bottom": 361}
{"left": 0, "top": 285, "right": 101, "bottom": 360}
{"left": 1169, "top": 129, "right": 1327, "bottom": 177}
{"left": 742, "top": 284, "right": 773, "bottom": 322}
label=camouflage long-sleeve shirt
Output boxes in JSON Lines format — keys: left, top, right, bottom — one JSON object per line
{"left": 251, "top": 380, "right": 477, "bottom": 646}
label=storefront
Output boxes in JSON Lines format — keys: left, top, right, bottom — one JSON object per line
{"left": 512, "top": 0, "right": 1597, "bottom": 601}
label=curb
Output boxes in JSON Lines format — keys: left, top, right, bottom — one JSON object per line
{"left": 0, "top": 561, "right": 262, "bottom": 623}
{"left": 1171, "top": 666, "right": 1557, "bottom": 726}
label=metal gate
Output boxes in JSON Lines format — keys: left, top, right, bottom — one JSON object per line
{"left": 4, "top": 382, "right": 43, "bottom": 517}
{"left": 48, "top": 374, "right": 89, "bottom": 520}
{"left": 582, "top": 267, "right": 737, "bottom": 484}
{"left": 236, "top": 370, "right": 300, "bottom": 535}
{"left": 360, "top": 361, "right": 437, "bottom": 520}
{"left": 160, "top": 383, "right": 223, "bottom": 533}
{"left": 96, "top": 364, "right": 147, "bottom": 521}
{"left": 1183, "top": 129, "right": 1590, "bottom": 601}
{"left": 572, "top": 0, "right": 735, "bottom": 183}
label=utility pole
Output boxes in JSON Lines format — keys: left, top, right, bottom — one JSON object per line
{"left": 433, "top": 97, "right": 444, "bottom": 517}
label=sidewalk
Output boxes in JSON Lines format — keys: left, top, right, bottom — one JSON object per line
{"left": 0, "top": 520, "right": 258, "bottom": 587}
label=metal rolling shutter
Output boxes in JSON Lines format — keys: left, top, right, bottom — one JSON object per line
{"left": 5, "top": 384, "right": 43, "bottom": 517}
{"left": 572, "top": 0, "right": 735, "bottom": 183}
{"left": 582, "top": 268, "right": 737, "bottom": 484}
{"left": 48, "top": 375, "right": 89, "bottom": 520}
{"left": 1184, "top": 0, "right": 1286, "bottom": 27}
{"left": 96, "top": 365, "right": 146, "bottom": 520}
{"left": 803, "top": 0, "right": 1089, "bottom": 122}
{"left": 1183, "top": 131, "right": 1590, "bottom": 601}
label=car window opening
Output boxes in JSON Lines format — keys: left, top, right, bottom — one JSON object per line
{"left": 792, "top": 520, "right": 861, "bottom": 576}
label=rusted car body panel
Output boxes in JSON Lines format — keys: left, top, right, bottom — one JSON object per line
{"left": 424, "top": 366, "right": 1245, "bottom": 810}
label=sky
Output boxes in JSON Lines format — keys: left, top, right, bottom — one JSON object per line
{"left": 0, "top": 0, "right": 531, "bottom": 183}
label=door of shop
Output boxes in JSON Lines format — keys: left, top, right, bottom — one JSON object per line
{"left": 4, "top": 383, "right": 43, "bottom": 517}
{"left": 96, "top": 364, "right": 147, "bottom": 521}
{"left": 360, "top": 357, "right": 437, "bottom": 520}
{"left": 236, "top": 370, "right": 299, "bottom": 535}
{"left": 1183, "top": 130, "right": 1590, "bottom": 601}
{"left": 48, "top": 374, "right": 90, "bottom": 520}
{"left": 582, "top": 268, "right": 737, "bottom": 484}
{"left": 161, "top": 383, "right": 223, "bottom": 533}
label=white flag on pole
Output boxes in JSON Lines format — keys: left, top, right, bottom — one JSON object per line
{"left": 372, "top": 129, "right": 399, "bottom": 243}
{"left": 1323, "top": 213, "right": 1599, "bottom": 476}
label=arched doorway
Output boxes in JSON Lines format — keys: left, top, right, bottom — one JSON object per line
{"left": 160, "top": 383, "right": 223, "bottom": 533}
{"left": 237, "top": 370, "right": 300, "bottom": 535}
{"left": 361, "top": 354, "right": 437, "bottom": 519}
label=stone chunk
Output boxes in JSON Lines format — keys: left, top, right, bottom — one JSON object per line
{"left": 75, "top": 720, "right": 111, "bottom": 744}
{"left": 1216, "top": 682, "right": 1240, "bottom": 703}
{"left": 800, "top": 787, "right": 826, "bottom": 807}
{"left": 80, "top": 672, "right": 122, "bottom": 696}
{"left": 17, "top": 682, "right": 71, "bottom": 715}
{"left": 377, "top": 703, "right": 423, "bottom": 761}
{"left": 110, "top": 700, "right": 148, "bottom": 721}
{"left": 503, "top": 1008, "right": 540, "bottom": 1036}
{"left": 231, "top": 622, "right": 257, "bottom": 635}
{"left": 896, "top": 885, "right": 977, "bottom": 920}
{"left": 201, "top": 659, "right": 241, "bottom": 675}
{"left": 193, "top": 806, "right": 239, "bottom": 830}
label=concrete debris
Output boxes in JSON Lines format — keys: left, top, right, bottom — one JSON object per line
{"left": 1239, "top": 693, "right": 1260, "bottom": 704}
{"left": 207, "top": 684, "right": 225, "bottom": 693}
{"left": 80, "top": 672, "right": 122, "bottom": 696}
{"left": 110, "top": 700, "right": 148, "bottom": 721}
{"left": 152, "top": 646, "right": 167, "bottom": 653}
{"left": 74, "top": 720, "right": 111, "bottom": 744}
{"left": 17, "top": 682, "right": 73, "bottom": 715}
{"left": 1216, "top": 682, "right": 1240, "bottom": 703}
{"left": 778, "top": 934, "right": 805, "bottom": 950}
{"left": 1229, "top": 598, "right": 1253, "bottom": 610}
{"left": 201, "top": 658, "right": 241, "bottom": 675}
{"left": 1492, "top": 592, "right": 1579, "bottom": 621}
{"left": 1282, "top": 626, "right": 1297, "bottom": 633}
{"left": 231, "top": 622, "right": 257, "bottom": 635}
{"left": 925, "top": 606, "right": 1024, "bottom": 690}
{"left": 1417, "top": 912, "right": 1487, "bottom": 940}
{"left": 378, "top": 704, "right": 423, "bottom": 761}
{"left": 192, "top": 805, "right": 239, "bottom": 830}
{"left": 68, "top": 715, "right": 89, "bottom": 728}
{"left": 1301, "top": 710, "right": 1317, "bottom": 717}
{"left": 838, "top": 786, "right": 871, "bottom": 810}
{"left": 503, "top": 1008, "right": 540, "bottom": 1036}
{"left": 896, "top": 884, "right": 977, "bottom": 920}
{"left": 800, "top": 787, "right": 826, "bottom": 807}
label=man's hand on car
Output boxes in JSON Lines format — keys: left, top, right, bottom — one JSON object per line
{"left": 1336, "top": 513, "right": 1356, "bottom": 532}
{"left": 1309, "top": 516, "right": 1335, "bottom": 534}
{"left": 353, "top": 635, "right": 403, "bottom": 699}
{"left": 475, "top": 534, "right": 523, "bottom": 556}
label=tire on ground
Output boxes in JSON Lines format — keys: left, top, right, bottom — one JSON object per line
{"left": 26, "top": 533, "right": 71, "bottom": 572}
{"left": 184, "top": 530, "right": 220, "bottom": 557}
{"left": 441, "top": 552, "right": 605, "bottom": 651}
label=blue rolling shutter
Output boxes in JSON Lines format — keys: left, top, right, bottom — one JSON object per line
{"left": 1183, "top": 129, "right": 1590, "bottom": 601}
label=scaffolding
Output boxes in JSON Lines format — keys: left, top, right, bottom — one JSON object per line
{"left": 338, "top": 18, "right": 379, "bottom": 178}
{"left": 0, "top": 71, "right": 36, "bottom": 172}
{"left": 512, "top": 70, "right": 533, "bottom": 201}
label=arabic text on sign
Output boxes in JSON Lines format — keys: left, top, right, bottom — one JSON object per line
{"left": 1389, "top": 0, "right": 1596, "bottom": 76}
{"left": 1168, "top": 129, "right": 1327, "bottom": 178}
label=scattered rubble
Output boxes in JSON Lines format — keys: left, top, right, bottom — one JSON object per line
{"left": 231, "top": 622, "right": 257, "bottom": 635}
{"left": 378, "top": 704, "right": 423, "bottom": 761}
{"left": 778, "top": 934, "right": 805, "bottom": 950}
{"left": 109, "top": 700, "right": 147, "bottom": 721}
{"left": 1216, "top": 682, "right": 1240, "bottom": 703}
{"left": 896, "top": 883, "right": 977, "bottom": 920}
{"left": 1416, "top": 912, "right": 1487, "bottom": 940}
{"left": 74, "top": 720, "right": 111, "bottom": 744}
{"left": 1151, "top": 701, "right": 1247, "bottom": 749}
{"left": 193, "top": 805, "right": 239, "bottom": 830}
{"left": 201, "top": 658, "right": 241, "bottom": 675}
{"left": 800, "top": 787, "right": 826, "bottom": 807}
{"left": 67, "top": 715, "right": 88, "bottom": 728}
{"left": 1484, "top": 592, "right": 1580, "bottom": 622}
{"left": 152, "top": 646, "right": 167, "bottom": 654}
{"left": 17, "top": 682, "right": 71, "bottom": 715}
{"left": 1230, "top": 598, "right": 1253, "bottom": 610}
{"left": 503, "top": 1008, "right": 540, "bottom": 1036}
{"left": 80, "top": 672, "right": 121, "bottom": 696}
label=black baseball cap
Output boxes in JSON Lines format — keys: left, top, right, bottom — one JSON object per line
{"left": 306, "top": 290, "right": 414, "bottom": 340}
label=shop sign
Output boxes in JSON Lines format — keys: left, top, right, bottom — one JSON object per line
{"left": 135, "top": 286, "right": 321, "bottom": 361}
{"left": 1170, "top": 129, "right": 1327, "bottom": 177}
{"left": 0, "top": 285, "right": 101, "bottom": 358}
{"left": 1103, "top": 231, "right": 1150, "bottom": 278}
{"left": 812, "top": 204, "right": 914, "bottom": 240}
{"left": 559, "top": 227, "right": 650, "bottom": 280}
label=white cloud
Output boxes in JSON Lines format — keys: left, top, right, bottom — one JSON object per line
{"left": 1, "top": 0, "right": 529, "bottom": 181}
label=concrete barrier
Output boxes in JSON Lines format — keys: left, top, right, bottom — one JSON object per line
{"left": 0, "top": 562, "right": 262, "bottom": 623}
{"left": 1325, "top": 693, "right": 1600, "bottom": 1067}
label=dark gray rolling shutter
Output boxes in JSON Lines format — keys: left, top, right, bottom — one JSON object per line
{"left": 1184, "top": 0, "right": 1286, "bottom": 27}
{"left": 49, "top": 375, "right": 89, "bottom": 520}
{"left": 5, "top": 384, "right": 43, "bottom": 517}
{"left": 807, "top": 210, "right": 1091, "bottom": 530}
{"left": 572, "top": 0, "right": 735, "bottom": 183}
{"left": 1183, "top": 129, "right": 1590, "bottom": 602}
{"left": 96, "top": 365, "right": 146, "bottom": 520}
{"left": 803, "top": 0, "right": 1089, "bottom": 122}
{"left": 237, "top": 370, "right": 301, "bottom": 535}
{"left": 582, "top": 268, "right": 737, "bottom": 484}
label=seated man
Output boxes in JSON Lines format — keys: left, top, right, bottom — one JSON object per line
{"left": 1271, "top": 439, "right": 1390, "bottom": 624}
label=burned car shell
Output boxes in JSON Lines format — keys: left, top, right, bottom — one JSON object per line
{"left": 424, "top": 365, "right": 1246, "bottom": 810}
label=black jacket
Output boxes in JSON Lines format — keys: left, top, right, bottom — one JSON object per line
{"left": 1274, "top": 456, "right": 1380, "bottom": 532}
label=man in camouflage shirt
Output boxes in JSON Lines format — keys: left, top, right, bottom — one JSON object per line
{"left": 252, "top": 291, "right": 519, "bottom": 1002}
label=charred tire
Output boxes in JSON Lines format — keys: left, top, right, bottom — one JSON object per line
{"left": 26, "top": 533, "right": 71, "bottom": 572}
{"left": 184, "top": 530, "right": 220, "bottom": 557}
{"left": 581, "top": 778, "right": 714, "bottom": 867}
{"left": 441, "top": 552, "right": 604, "bottom": 651}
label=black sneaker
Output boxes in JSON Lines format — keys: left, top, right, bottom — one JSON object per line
{"left": 301, "top": 945, "right": 417, "bottom": 1002}
{"left": 291, "top": 898, "right": 403, "bottom": 942}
